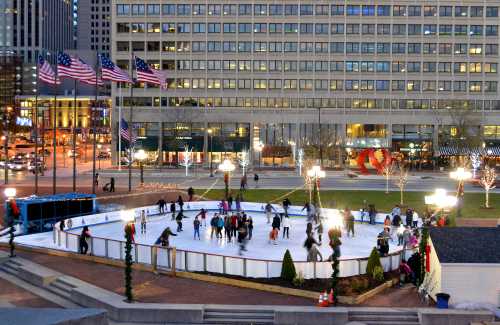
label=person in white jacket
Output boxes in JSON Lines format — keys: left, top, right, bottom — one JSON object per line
{"left": 412, "top": 210, "right": 419, "bottom": 229}
{"left": 282, "top": 215, "right": 291, "bottom": 239}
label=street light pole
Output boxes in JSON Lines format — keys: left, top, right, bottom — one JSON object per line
{"left": 4, "top": 187, "right": 17, "bottom": 257}
{"left": 318, "top": 107, "right": 323, "bottom": 167}
{"left": 208, "top": 129, "right": 213, "bottom": 177}
{"left": 134, "top": 149, "right": 147, "bottom": 186}
{"left": 449, "top": 167, "right": 472, "bottom": 221}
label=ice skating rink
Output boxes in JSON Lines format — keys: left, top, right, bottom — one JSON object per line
{"left": 67, "top": 210, "right": 400, "bottom": 261}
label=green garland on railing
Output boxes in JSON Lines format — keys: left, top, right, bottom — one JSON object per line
{"left": 124, "top": 223, "right": 134, "bottom": 302}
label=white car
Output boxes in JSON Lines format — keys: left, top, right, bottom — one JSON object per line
{"left": 8, "top": 159, "right": 29, "bottom": 171}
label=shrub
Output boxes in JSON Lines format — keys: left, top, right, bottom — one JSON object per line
{"left": 292, "top": 271, "right": 305, "bottom": 287}
{"left": 280, "top": 249, "right": 297, "bottom": 282}
{"left": 366, "top": 247, "right": 382, "bottom": 278}
{"left": 372, "top": 266, "right": 385, "bottom": 282}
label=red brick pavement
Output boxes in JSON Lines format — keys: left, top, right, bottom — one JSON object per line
{"left": 0, "top": 277, "right": 60, "bottom": 308}
{"left": 360, "top": 284, "right": 428, "bottom": 307}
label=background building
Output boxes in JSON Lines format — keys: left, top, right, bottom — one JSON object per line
{"left": 111, "top": 0, "right": 500, "bottom": 169}
{"left": 77, "top": 0, "right": 112, "bottom": 58}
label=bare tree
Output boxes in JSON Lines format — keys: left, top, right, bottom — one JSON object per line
{"left": 480, "top": 165, "right": 496, "bottom": 208}
{"left": 447, "top": 106, "right": 483, "bottom": 166}
{"left": 382, "top": 162, "right": 396, "bottom": 194}
{"left": 395, "top": 165, "right": 409, "bottom": 205}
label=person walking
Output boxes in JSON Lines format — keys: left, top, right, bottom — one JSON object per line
{"left": 176, "top": 211, "right": 184, "bottom": 232}
{"left": 264, "top": 202, "right": 275, "bottom": 224}
{"left": 170, "top": 201, "right": 176, "bottom": 220}
{"left": 247, "top": 216, "right": 253, "bottom": 240}
{"left": 196, "top": 208, "right": 207, "bottom": 226}
{"left": 79, "top": 226, "right": 91, "bottom": 254}
{"left": 109, "top": 177, "right": 115, "bottom": 192}
{"left": 187, "top": 187, "right": 195, "bottom": 201}
{"left": 253, "top": 173, "right": 259, "bottom": 188}
{"left": 240, "top": 174, "right": 247, "bottom": 191}
{"left": 193, "top": 216, "right": 201, "bottom": 240}
{"left": 140, "top": 210, "right": 147, "bottom": 234}
{"left": 94, "top": 173, "right": 99, "bottom": 187}
{"left": 282, "top": 215, "right": 291, "bottom": 239}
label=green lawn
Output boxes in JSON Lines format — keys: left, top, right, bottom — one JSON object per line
{"left": 197, "top": 189, "right": 500, "bottom": 219}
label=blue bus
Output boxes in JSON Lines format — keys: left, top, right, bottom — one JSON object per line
{"left": 5, "top": 193, "right": 97, "bottom": 234}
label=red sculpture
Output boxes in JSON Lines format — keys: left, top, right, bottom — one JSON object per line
{"left": 356, "top": 149, "right": 392, "bottom": 175}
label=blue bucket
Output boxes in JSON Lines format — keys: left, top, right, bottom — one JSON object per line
{"left": 436, "top": 293, "right": 450, "bottom": 309}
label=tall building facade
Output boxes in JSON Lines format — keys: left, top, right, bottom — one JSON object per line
{"left": 77, "top": 0, "right": 112, "bottom": 57}
{"left": 111, "top": 0, "right": 500, "bottom": 169}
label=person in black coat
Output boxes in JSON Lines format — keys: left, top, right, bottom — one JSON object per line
{"left": 176, "top": 211, "right": 184, "bottom": 232}
{"left": 170, "top": 201, "right": 176, "bottom": 220}
{"left": 405, "top": 209, "right": 413, "bottom": 227}
{"left": 282, "top": 198, "right": 292, "bottom": 217}
{"left": 187, "top": 187, "right": 195, "bottom": 201}
{"left": 272, "top": 213, "right": 281, "bottom": 230}
{"left": 177, "top": 195, "right": 184, "bottom": 212}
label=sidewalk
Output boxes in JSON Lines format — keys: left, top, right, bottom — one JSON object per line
{"left": 0, "top": 277, "right": 59, "bottom": 308}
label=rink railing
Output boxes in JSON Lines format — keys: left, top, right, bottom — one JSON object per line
{"left": 52, "top": 201, "right": 417, "bottom": 279}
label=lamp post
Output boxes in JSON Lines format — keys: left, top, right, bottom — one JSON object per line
{"left": 134, "top": 149, "right": 147, "bottom": 186}
{"left": 254, "top": 142, "right": 264, "bottom": 169}
{"left": 449, "top": 167, "right": 472, "bottom": 219}
{"left": 424, "top": 188, "right": 457, "bottom": 225}
{"left": 97, "top": 144, "right": 102, "bottom": 170}
{"left": 121, "top": 210, "right": 135, "bottom": 303}
{"left": 218, "top": 159, "right": 235, "bottom": 199}
{"left": 207, "top": 128, "right": 214, "bottom": 177}
{"left": 307, "top": 165, "right": 326, "bottom": 211}
{"left": 4, "top": 187, "right": 17, "bottom": 257}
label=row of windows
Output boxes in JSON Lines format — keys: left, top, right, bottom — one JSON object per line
{"left": 116, "top": 4, "right": 500, "bottom": 18}
{"left": 155, "top": 60, "right": 499, "bottom": 74}
{"left": 118, "top": 22, "right": 500, "bottom": 36}
{"left": 118, "top": 96, "right": 500, "bottom": 110}
{"left": 152, "top": 78, "right": 498, "bottom": 92}
{"left": 116, "top": 40, "right": 499, "bottom": 55}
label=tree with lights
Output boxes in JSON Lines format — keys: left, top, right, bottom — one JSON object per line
{"left": 480, "top": 165, "right": 496, "bottom": 208}
{"left": 395, "top": 165, "right": 408, "bottom": 205}
{"left": 179, "top": 145, "right": 193, "bottom": 176}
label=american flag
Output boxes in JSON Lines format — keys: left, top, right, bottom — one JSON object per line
{"left": 135, "top": 56, "right": 166, "bottom": 87}
{"left": 37, "top": 56, "right": 60, "bottom": 85}
{"left": 101, "top": 56, "right": 132, "bottom": 83}
{"left": 57, "top": 52, "right": 97, "bottom": 81}
{"left": 78, "top": 58, "right": 104, "bottom": 86}
{"left": 120, "top": 118, "right": 136, "bottom": 144}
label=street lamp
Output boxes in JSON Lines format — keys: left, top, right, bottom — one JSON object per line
{"left": 449, "top": 167, "right": 472, "bottom": 219}
{"left": 207, "top": 129, "right": 214, "bottom": 177}
{"left": 254, "top": 141, "right": 264, "bottom": 169}
{"left": 97, "top": 144, "right": 102, "bottom": 170}
{"left": 218, "top": 159, "right": 235, "bottom": 199}
{"left": 121, "top": 209, "right": 135, "bottom": 302}
{"left": 4, "top": 187, "right": 17, "bottom": 257}
{"left": 307, "top": 165, "right": 326, "bottom": 210}
{"left": 134, "top": 149, "right": 147, "bottom": 186}
{"left": 424, "top": 188, "right": 457, "bottom": 209}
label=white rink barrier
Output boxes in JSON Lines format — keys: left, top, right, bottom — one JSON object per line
{"left": 53, "top": 201, "right": 418, "bottom": 279}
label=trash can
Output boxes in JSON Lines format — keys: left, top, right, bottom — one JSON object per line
{"left": 436, "top": 293, "right": 450, "bottom": 309}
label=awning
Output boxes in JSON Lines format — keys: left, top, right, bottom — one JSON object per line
{"left": 437, "top": 146, "right": 500, "bottom": 156}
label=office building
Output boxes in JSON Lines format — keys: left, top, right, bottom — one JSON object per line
{"left": 111, "top": 0, "right": 500, "bottom": 169}
{"left": 77, "top": 0, "right": 112, "bottom": 57}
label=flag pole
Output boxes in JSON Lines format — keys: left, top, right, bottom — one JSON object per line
{"left": 92, "top": 51, "right": 99, "bottom": 194}
{"left": 72, "top": 78, "right": 77, "bottom": 192}
{"left": 34, "top": 56, "right": 39, "bottom": 194}
{"left": 52, "top": 53, "right": 58, "bottom": 195}
{"left": 128, "top": 53, "right": 134, "bottom": 192}
{"left": 118, "top": 82, "right": 122, "bottom": 171}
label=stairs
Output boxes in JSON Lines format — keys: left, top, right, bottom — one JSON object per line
{"left": 348, "top": 309, "right": 420, "bottom": 325}
{"left": 203, "top": 307, "right": 275, "bottom": 324}
{"left": 46, "top": 277, "right": 76, "bottom": 300}
{"left": 0, "top": 259, "right": 22, "bottom": 276}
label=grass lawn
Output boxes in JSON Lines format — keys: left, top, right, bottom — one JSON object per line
{"left": 197, "top": 189, "right": 500, "bottom": 219}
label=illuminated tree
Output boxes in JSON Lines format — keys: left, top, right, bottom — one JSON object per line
{"left": 480, "top": 165, "right": 496, "bottom": 208}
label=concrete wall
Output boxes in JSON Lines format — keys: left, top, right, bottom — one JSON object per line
{"left": 420, "top": 309, "right": 495, "bottom": 325}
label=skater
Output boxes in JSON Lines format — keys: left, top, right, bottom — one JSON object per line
{"left": 177, "top": 196, "right": 184, "bottom": 212}
{"left": 217, "top": 214, "right": 224, "bottom": 238}
{"left": 158, "top": 227, "right": 177, "bottom": 247}
{"left": 237, "top": 223, "right": 248, "bottom": 255}
{"left": 282, "top": 215, "right": 291, "bottom": 239}
{"left": 306, "top": 222, "right": 313, "bottom": 238}
{"left": 397, "top": 223, "right": 405, "bottom": 245}
{"left": 254, "top": 173, "right": 259, "bottom": 188}
{"left": 269, "top": 227, "right": 278, "bottom": 245}
{"left": 384, "top": 215, "right": 391, "bottom": 233}
{"left": 264, "top": 203, "right": 275, "bottom": 223}
{"left": 193, "top": 216, "right": 201, "bottom": 240}
{"left": 170, "top": 201, "right": 176, "bottom": 220}
{"left": 157, "top": 198, "right": 166, "bottom": 214}
{"left": 391, "top": 204, "right": 401, "bottom": 218}
{"left": 224, "top": 215, "right": 232, "bottom": 241}
{"left": 302, "top": 202, "right": 315, "bottom": 222}
{"left": 377, "top": 229, "right": 390, "bottom": 257}
{"left": 109, "top": 177, "right": 115, "bottom": 192}
{"left": 60, "top": 219, "right": 65, "bottom": 231}
{"left": 187, "top": 187, "right": 195, "bottom": 201}
{"left": 412, "top": 210, "right": 419, "bottom": 228}
{"left": 196, "top": 208, "right": 207, "bottom": 226}
{"left": 304, "top": 236, "right": 322, "bottom": 262}
{"left": 227, "top": 195, "right": 233, "bottom": 212}
{"left": 79, "top": 226, "right": 91, "bottom": 254}
{"left": 176, "top": 211, "right": 184, "bottom": 232}
{"left": 391, "top": 213, "right": 402, "bottom": 240}
{"left": 272, "top": 213, "right": 281, "bottom": 231}
{"left": 344, "top": 207, "right": 355, "bottom": 238}
{"left": 402, "top": 226, "right": 411, "bottom": 251}
{"left": 235, "top": 195, "right": 241, "bottom": 212}
{"left": 230, "top": 213, "right": 238, "bottom": 237}
{"left": 247, "top": 216, "right": 253, "bottom": 240}
{"left": 282, "top": 198, "right": 292, "bottom": 217}
{"left": 360, "top": 208, "right": 367, "bottom": 223}
{"left": 405, "top": 208, "right": 413, "bottom": 227}
{"left": 140, "top": 210, "right": 147, "bottom": 234}
{"left": 125, "top": 221, "right": 136, "bottom": 243}
{"left": 315, "top": 221, "right": 323, "bottom": 244}
{"left": 210, "top": 214, "right": 218, "bottom": 239}
{"left": 368, "top": 204, "right": 377, "bottom": 225}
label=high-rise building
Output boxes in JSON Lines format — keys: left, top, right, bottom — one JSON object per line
{"left": 77, "top": 0, "right": 111, "bottom": 57}
{"left": 111, "top": 1, "right": 500, "bottom": 169}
